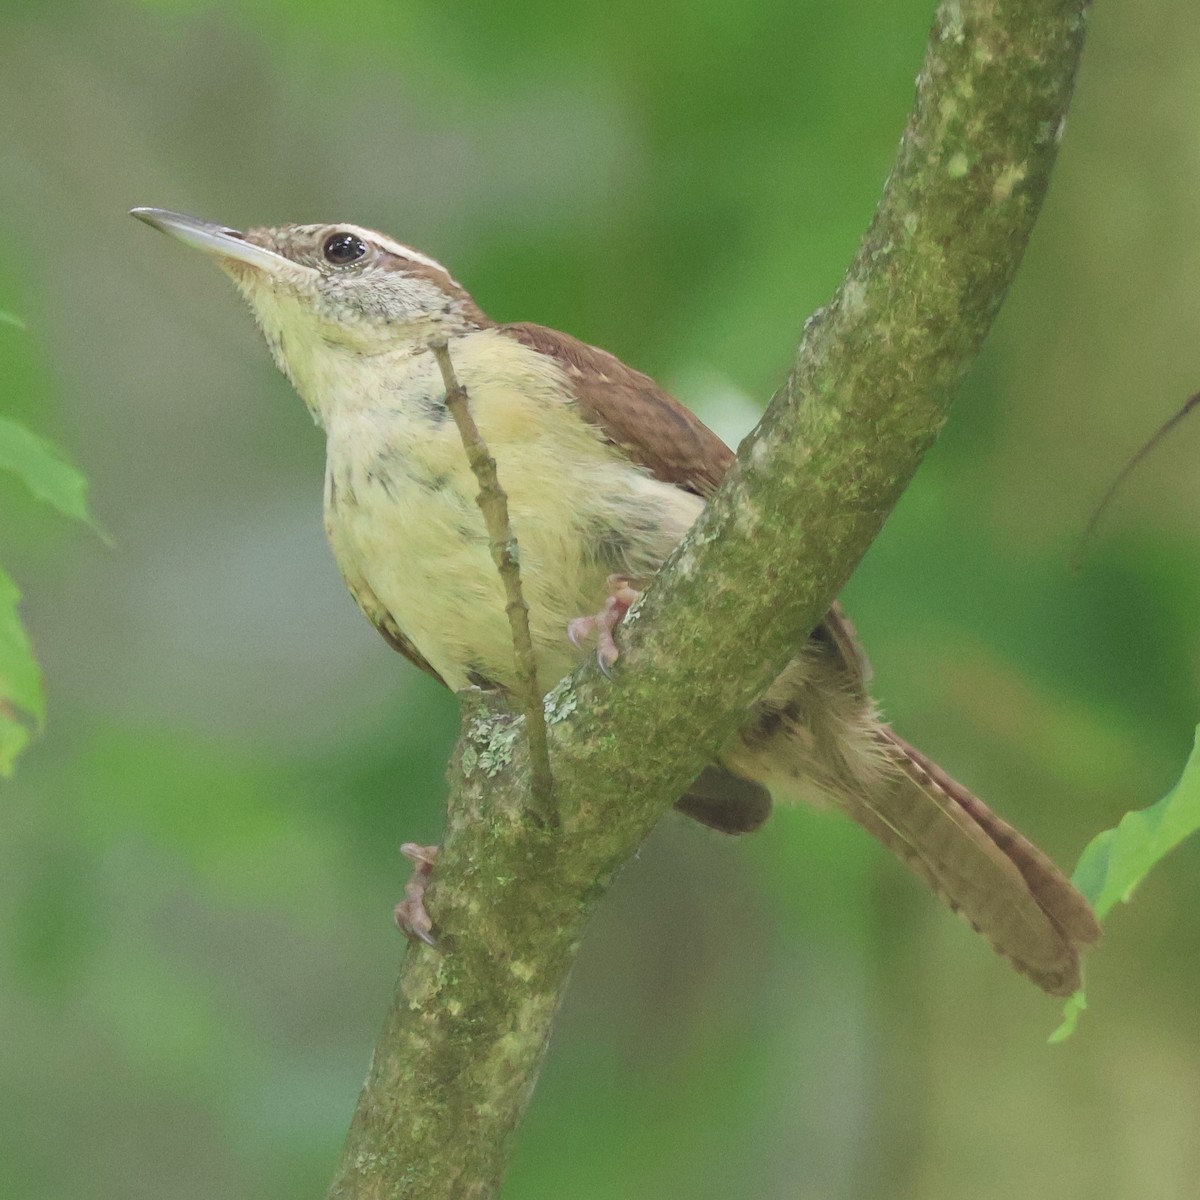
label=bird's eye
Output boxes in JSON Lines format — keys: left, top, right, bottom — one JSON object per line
{"left": 322, "top": 232, "right": 368, "bottom": 265}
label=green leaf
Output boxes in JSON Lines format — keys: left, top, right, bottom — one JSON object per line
{"left": 1072, "top": 726, "right": 1200, "bottom": 921}
{"left": 0, "top": 706, "right": 31, "bottom": 777}
{"left": 0, "top": 566, "right": 44, "bottom": 776}
{"left": 0, "top": 310, "right": 26, "bottom": 331}
{"left": 0, "top": 407, "right": 100, "bottom": 774}
{"left": 0, "top": 415, "right": 97, "bottom": 528}
{"left": 1051, "top": 727, "right": 1200, "bottom": 1041}
{"left": 1047, "top": 989, "right": 1086, "bottom": 1044}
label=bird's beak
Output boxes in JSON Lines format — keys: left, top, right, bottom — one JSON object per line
{"left": 130, "top": 207, "right": 293, "bottom": 274}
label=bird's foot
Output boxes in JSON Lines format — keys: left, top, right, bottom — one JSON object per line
{"left": 568, "top": 575, "right": 642, "bottom": 673}
{"left": 393, "top": 842, "right": 440, "bottom": 947}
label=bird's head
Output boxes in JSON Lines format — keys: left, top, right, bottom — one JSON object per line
{"left": 131, "top": 209, "right": 485, "bottom": 399}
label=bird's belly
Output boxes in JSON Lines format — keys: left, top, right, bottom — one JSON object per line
{"left": 328, "top": 482, "right": 584, "bottom": 689}
{"left": 323, "top": 403, "right": 706, "bottom": 693}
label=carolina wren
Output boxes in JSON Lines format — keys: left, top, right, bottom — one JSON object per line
{"left": 131, "top": 208, "right": 1099, "bottom": 994}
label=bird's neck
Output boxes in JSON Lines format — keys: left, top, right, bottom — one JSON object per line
{"left": 252, "top": 295, "right": 489, "bottom": 428}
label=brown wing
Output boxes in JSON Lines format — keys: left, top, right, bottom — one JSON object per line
{"left": 816, "top": 600, "right": 874, "bottom": 688}
{"left": 374, "top": 618, "right": 447, "bottom": 688}
{"left": 499, "top": 322, "right": 733, "bottom": 497}
{"left": 338, "top": 560, "right": 448, "bottom": 687}
{"left": 502, "top": 321, "right": 866, "bottom": 682}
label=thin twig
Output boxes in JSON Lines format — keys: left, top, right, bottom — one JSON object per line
{"left": 428, "top": 336, "right": 556, "bottom": 822}
{"left": 1071, "top": 390, "right": 1200, "bottom": 572}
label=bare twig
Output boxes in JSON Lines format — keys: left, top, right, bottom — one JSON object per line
{"left": 1072, "top": 390, "right": 1200, "bottom": 571}
{"left": 428, "top": 336, "right": 556, "bottom": 822}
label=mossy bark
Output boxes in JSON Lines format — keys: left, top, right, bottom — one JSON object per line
{"left": 326, "top": 2, "right": 1092, "bottom": 1196}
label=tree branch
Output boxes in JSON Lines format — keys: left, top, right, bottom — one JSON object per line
{"left": 326, "top": 2, "right": 1091, "bottom": 1196}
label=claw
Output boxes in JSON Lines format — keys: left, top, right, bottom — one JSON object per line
{"left": 567, "top": 615, "right": 596, "bottom": 649}
{"left": 394, "top": 842, "right": 440, "bottom": 947}
{"left": 569, "top": 575, "right": 641, "bottom": 672}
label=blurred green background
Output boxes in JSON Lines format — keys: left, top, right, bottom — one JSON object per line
{"left": 3, "top": 0, "right": 1200, "bottom": 1197}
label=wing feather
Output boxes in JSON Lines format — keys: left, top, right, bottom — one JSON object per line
{"left": 499, "top": 321, "right": 732, "bottom": 497}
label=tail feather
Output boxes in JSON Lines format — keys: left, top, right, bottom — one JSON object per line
{"left": 869, "top": 728, "right": 1100, "bottom": 994}
{"left": 715, "top": 625, "right": 1099, "bottom": 996}
{"left": 722, "top": 710, "right": 1100, "bottom": 995}
{"left": 881, "top": 730, "right": 1101, "bottom": 948}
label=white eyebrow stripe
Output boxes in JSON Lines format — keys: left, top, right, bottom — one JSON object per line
{"left": 340, "top": 225, "right": 463, "bottom": 288}
{"left": 384, "top": 243, "right": 448, "bottom": 273}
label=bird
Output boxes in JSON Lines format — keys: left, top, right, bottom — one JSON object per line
{"left": 130, "top": 207, "right": 1100, "bottom": 995}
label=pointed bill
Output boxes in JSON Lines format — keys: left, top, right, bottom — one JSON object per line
{"left": 130, "top": 208, "right": 295, "bottom": 275}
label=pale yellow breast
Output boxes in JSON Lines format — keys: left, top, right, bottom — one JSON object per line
{"left": 320, "top": 329, "right": 705, "bottom": 691}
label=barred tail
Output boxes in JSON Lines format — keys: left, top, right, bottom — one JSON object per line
{"left": 834, "top": 727, "right": 1099, "bottom": 995}
{"left": 713, "top": 622, "right": 1100, "bottom": 995}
